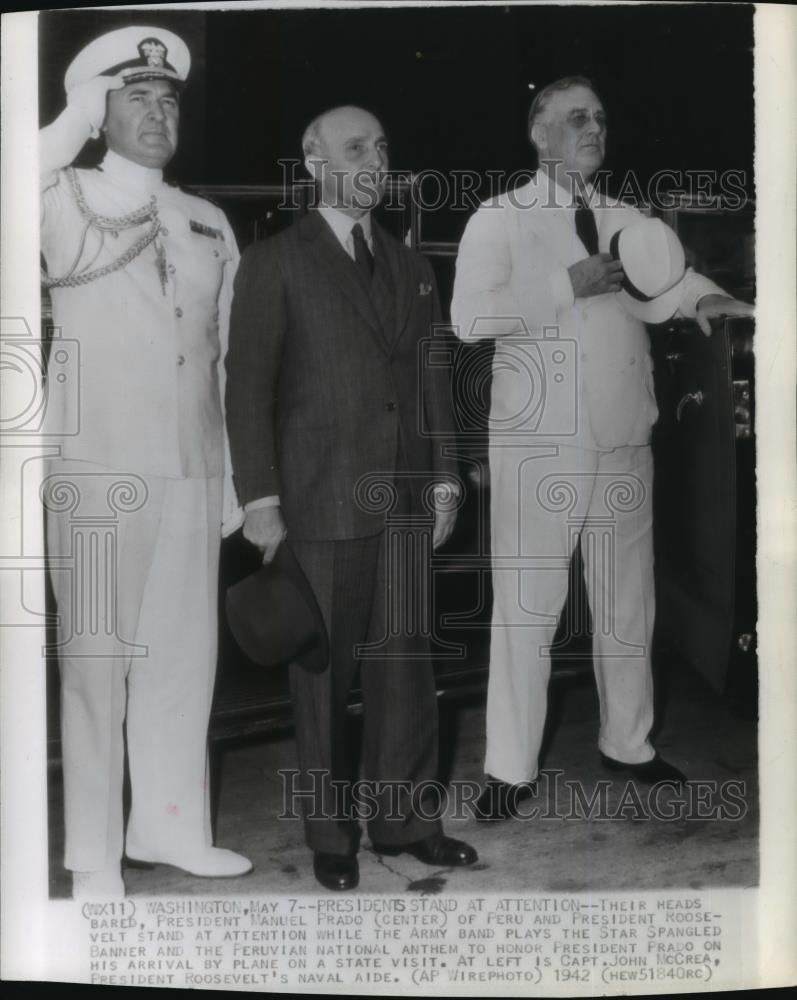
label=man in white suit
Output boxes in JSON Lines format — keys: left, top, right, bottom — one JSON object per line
{"left": 40, "top": 26, "right": 251, "bottom": 895}
{"left": 450, "top": 76, "right": 753, "bottom": 820}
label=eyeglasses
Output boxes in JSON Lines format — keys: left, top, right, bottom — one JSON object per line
{"left": 564, "top": 109, "right": 608, "bottom": 130}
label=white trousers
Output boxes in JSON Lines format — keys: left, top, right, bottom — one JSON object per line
{"left": 485, "top": 444, "right": 656, "bottom": 784}
{"left": 45, "top": 460, "right": 221, "bottom": 872}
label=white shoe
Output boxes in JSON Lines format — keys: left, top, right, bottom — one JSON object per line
{"left": 126, "top": 845, "right": 253, "bottom": 878}
{"left": 72, "top": 868, "right": 125, "bottom": 899}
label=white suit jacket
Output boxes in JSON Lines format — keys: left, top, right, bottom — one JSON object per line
{"left": 450, "top": 172, "right": 724, "bottom": 450}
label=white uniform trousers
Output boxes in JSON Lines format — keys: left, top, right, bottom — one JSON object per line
{"left": 485, "top": 443, "right": 656, "bottom": 784}
{"left": 45, "top": 460, "right": 221, "bottom": 872}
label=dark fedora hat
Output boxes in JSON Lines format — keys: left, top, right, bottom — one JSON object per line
{"left": 225, "top": 542, "right": 329, "bottom": 673}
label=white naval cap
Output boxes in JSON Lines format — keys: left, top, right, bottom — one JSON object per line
{"left": 64, "top": 25, "right": 191, "bottom": 93}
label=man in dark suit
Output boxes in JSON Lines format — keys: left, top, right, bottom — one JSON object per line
{"left": 226, "top": 105, "right": 477, "bottom": 891}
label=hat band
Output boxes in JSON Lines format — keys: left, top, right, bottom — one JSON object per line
{"left": 102, "top": 56, "right": 178, "bottom": 77}
{"left": 610, "top": 230, "right": 656, "bottom": 303}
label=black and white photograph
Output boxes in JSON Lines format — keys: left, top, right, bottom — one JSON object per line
{"left": 1, "top": 1, "right": 795, "bottom": 992}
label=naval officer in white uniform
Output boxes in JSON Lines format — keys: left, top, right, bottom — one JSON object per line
{"left": 450, "top": 76, "right": 753, "bottom": 820}
{"left": 40, "top": 25, "right": 251, "bottom": 895}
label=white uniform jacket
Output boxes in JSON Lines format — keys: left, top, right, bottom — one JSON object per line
{"left": 41, "top": 151, "right": 239, "bottom": 482}
{"left": 450, "top": 172, "right": 725, "bottom": 450}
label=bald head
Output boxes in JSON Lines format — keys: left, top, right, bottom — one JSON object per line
{"left": 302, "top": 105, "right": 389, "bottom": 216}
{"left": 302, "top": 105, "right": 382, "bottom": 156}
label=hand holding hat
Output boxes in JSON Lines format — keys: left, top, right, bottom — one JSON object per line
{"left": 610, "top": 218, "right": 754, "bottom": 331}
{"left": 243, "top": 505, "right": 287, "bottom": 565}
{"left": 568, "top": 253, "right": 625, "bottom": 298}
{"left": 226, "top": 541, "right": 330, "bottom": 673}
{"left": 66, "top": 73, "right": 127, "bottom": 139}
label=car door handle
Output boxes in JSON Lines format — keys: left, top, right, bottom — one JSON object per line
{"left": 676, "top": 390, "right": 704, "bottom": 422}
{"left": 733, "top": 379, "right": 753, "bottom": 439}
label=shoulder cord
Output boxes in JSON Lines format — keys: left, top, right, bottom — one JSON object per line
{"left": 41, "top": 168, "right": 162, "bottom": 289}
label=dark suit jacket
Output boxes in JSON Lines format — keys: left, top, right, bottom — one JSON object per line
{"left": 226, "top": 210, "right": 458, "bottom": 541}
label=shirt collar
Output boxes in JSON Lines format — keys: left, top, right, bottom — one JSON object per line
{"left": 318, "top": 204, "right": 372, "bottom": 248}
{"left": 99, "top": 150, "right": 164, "bottom": 195}
{"left": 536, "top": 167, "right": 596, "bottom": 210}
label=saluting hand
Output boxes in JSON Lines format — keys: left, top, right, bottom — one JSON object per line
{"left": 243, "top": 506, "right": 287, "bottom": 565}
{"left": 568, "top": 253, "right": 625, "bottom": 298}
{"left": 67, "top": 72, "right": 127, "bottom": 138}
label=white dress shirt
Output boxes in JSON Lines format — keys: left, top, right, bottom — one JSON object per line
{"left": 318, "top": 204, "right": 374, "bottom": 258}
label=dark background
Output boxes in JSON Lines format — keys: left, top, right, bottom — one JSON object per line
{"left": 39, "top": 3, "right": 754, "bottom": 232}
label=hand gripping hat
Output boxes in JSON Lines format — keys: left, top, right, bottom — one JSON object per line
{"left": 64, "top": 26, "right": 191, "bottom": 93}
{"left": 226, "top": 542, "right": 330, "bottom": 673}
{"left": 610, "top": 217, "right": 686, "bottom": 324}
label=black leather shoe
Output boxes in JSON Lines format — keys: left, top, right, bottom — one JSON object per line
{"left": 473, "top": 775, "right": 537, "bottom": 821}
{"left": 372, "top": 833, "right": 478, "bottom": 867}
{"left": 600, "top": 752, "right": 687, "bottom": 786}
{"left": 313, "top": 852, "right": 359, "bottom": 891}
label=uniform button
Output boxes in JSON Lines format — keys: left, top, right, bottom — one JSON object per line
{"left": 213, "top": 249, "right": 220, "bottom": 258}
{"left": 629, "top": 357, "right": 637, "bottom": 365}
{"left": 177, "top": 355, "right": 185, "bottom": 366}
{"left": 161, "top": 228, "right": 169, "bottom": 236}
{"left": 175, "top": 307, "right": 183, "bottom": 318}
{"left": 168, "top": 264, "right": 176, "bottom": 275}
{"left": 385, "top": 401, "right": 396, "bottom": 412}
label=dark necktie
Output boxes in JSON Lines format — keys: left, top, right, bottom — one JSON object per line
{"left": 574, "top": 196, "right": 599, "bottom": 257}
{"left": 351, "top": 222, "right": 374, "bottom": 284}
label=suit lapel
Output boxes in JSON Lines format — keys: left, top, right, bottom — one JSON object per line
{"left": 526, "top": 172, "right": 591, "bottom": 266}
{"left": 300, "top": 211, "right": 386, "bottom": 343}
{"left": 373, "top": 221, "right": 413, "bottom": 353}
